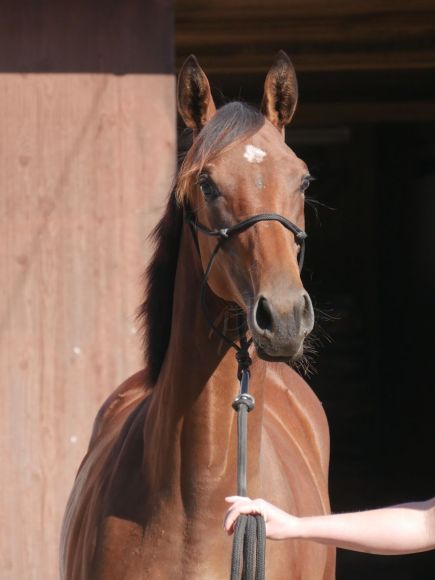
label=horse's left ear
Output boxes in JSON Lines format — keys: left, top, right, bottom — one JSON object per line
{"left": 177, "top": 55, "right": 216, "bottom": 133}
{"left": 261, "top": 51, "right": 298, "bottom": 135}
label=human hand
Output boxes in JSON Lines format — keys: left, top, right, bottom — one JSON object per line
{"left": 224, "top": 496, "right": 301, "bottom": 541}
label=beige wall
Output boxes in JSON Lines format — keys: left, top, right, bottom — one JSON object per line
{"left": 0, "top": 44, "right": 175, "bottom": 580}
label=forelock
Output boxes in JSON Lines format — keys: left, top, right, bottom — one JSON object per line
{"left": 176, "top": 102, "right": 264, "bottom": 203}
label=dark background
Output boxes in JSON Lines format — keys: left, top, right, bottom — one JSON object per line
{"left": 297, "top": 120, "right": 435, "bottom": 579}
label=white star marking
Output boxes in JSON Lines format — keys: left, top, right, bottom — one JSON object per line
{"left": 243, "top": 144, "right": 267, "bottom": 164}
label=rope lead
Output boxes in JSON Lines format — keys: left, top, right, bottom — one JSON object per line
{"left": 230, "top": 366, "right": 266, "bottom": 580}
{"left": 231, "top": 514, "right": 266, "bottom": 580}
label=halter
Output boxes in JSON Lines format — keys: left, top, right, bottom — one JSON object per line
{"left": 186, "top": 208, "right": 307, "bottom": 580}
{"left": 188, "top": 212, "right": 306, "bottom": 355}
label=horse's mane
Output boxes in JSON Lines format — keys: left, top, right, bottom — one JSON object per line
{"left": 138, "top": 191, "right": 184, "bottom": 385}
{"left": 139, "top": 102, "right": 264, "bottom": 385}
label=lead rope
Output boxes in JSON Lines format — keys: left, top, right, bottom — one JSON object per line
{"left": 230, "top": 314, "right": 266, "bottom": 580}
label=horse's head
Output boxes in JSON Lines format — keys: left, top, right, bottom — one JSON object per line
{"left": 177, "top": 53, "right": 314, "bottom": 363}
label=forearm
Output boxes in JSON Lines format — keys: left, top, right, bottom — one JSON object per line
{"left": 296, "top": 499, "right": 435, "bottom": 555}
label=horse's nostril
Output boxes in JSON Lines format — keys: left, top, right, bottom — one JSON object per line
{"left": 303, "top": 293, "right": 311, "bottom": 317}
{"left": 301, "top": 291, "right": 314, "bottom": 332}
{"left": 255, "top": 297, "right": 273, "bottom": 332}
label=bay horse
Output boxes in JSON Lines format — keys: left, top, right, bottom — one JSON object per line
{"left": 61, "top": 52, "right": 335, "bottom": 579}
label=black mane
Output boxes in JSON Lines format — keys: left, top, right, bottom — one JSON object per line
{"left": 138, "top": 189, "right": 183, "bottom": 385}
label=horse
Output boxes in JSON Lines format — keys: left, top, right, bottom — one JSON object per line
{"left": 60, "top": 52, "right": 336, "bottom": 579}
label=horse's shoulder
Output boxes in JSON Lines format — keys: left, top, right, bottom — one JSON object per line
{"left": 61, "top": 371, "right": 152, "bottom": 580}
{"left": 263, "top": 364, "right": 330, "bottom": 476}
{"left": 87, "top": 369, "right": 152, "bottom": 453}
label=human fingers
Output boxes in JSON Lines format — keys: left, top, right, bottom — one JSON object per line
{"left": 224, "top": 497, "right": 248, "bottom": 534}
{"left": 223, "top": 499, "right": 266, "bottom": 534}
{"left": 224, "top": 496, "right": 253, "bottom": 533}
{"left": 225, "top": 496, "right": 251, "bottom": 505}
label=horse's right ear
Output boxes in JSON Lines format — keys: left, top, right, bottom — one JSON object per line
{"left": 177, "top": 55, "right": 216, "bottom": 133}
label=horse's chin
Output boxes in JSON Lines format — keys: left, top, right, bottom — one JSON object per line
{"left": 254, "top": 341, "right": 304, "bottom": 365}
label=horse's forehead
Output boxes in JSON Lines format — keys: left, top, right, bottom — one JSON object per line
{"left": 217, "top": 125, "right": 299, "bottom": 175}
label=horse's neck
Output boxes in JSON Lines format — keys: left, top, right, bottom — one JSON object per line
{"left": 144, "top": 222, "right": 266, "bottom": 505}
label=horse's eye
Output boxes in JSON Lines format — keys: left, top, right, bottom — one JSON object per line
{"left": 300, "top": 175, "right": 314, "bottom": 193}
{"left": 198, "top": 175, "right": 219, "bottom": 200}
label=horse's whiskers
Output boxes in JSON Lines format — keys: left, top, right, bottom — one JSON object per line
{"left": 216, "top": 311, "right": 229, "bottom": 355}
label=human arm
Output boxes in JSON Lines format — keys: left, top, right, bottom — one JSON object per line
{"left": 224, "top": 496, "right": 435, "bottom": 555}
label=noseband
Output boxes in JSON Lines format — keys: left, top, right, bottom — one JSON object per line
{"left": 189, "top": 211, "right": 306, "bottom": 270}
{"left": 186, "top": 208, "right": 307, "bottom": 580}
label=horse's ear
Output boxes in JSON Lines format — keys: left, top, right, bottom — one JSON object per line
{"left": 177, "top": 55, "right": 216, "bottom": 133}
{"left": 261, "top": 51, "right": 298, "bottom": 134}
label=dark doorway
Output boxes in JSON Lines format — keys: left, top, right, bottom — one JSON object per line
{"left": 292, "top": 121, "right": 435, "bottom": 578}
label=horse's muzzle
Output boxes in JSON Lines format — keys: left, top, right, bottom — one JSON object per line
{"left": 249, "top": 290, "right": 314, "bottom": 361}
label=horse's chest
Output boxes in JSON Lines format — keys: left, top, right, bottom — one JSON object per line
{"left": 96, "top": 514, "right": 234, "bottom": 579}
{"left": 96, "top": 514, "right": 332, "bottom": 579}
